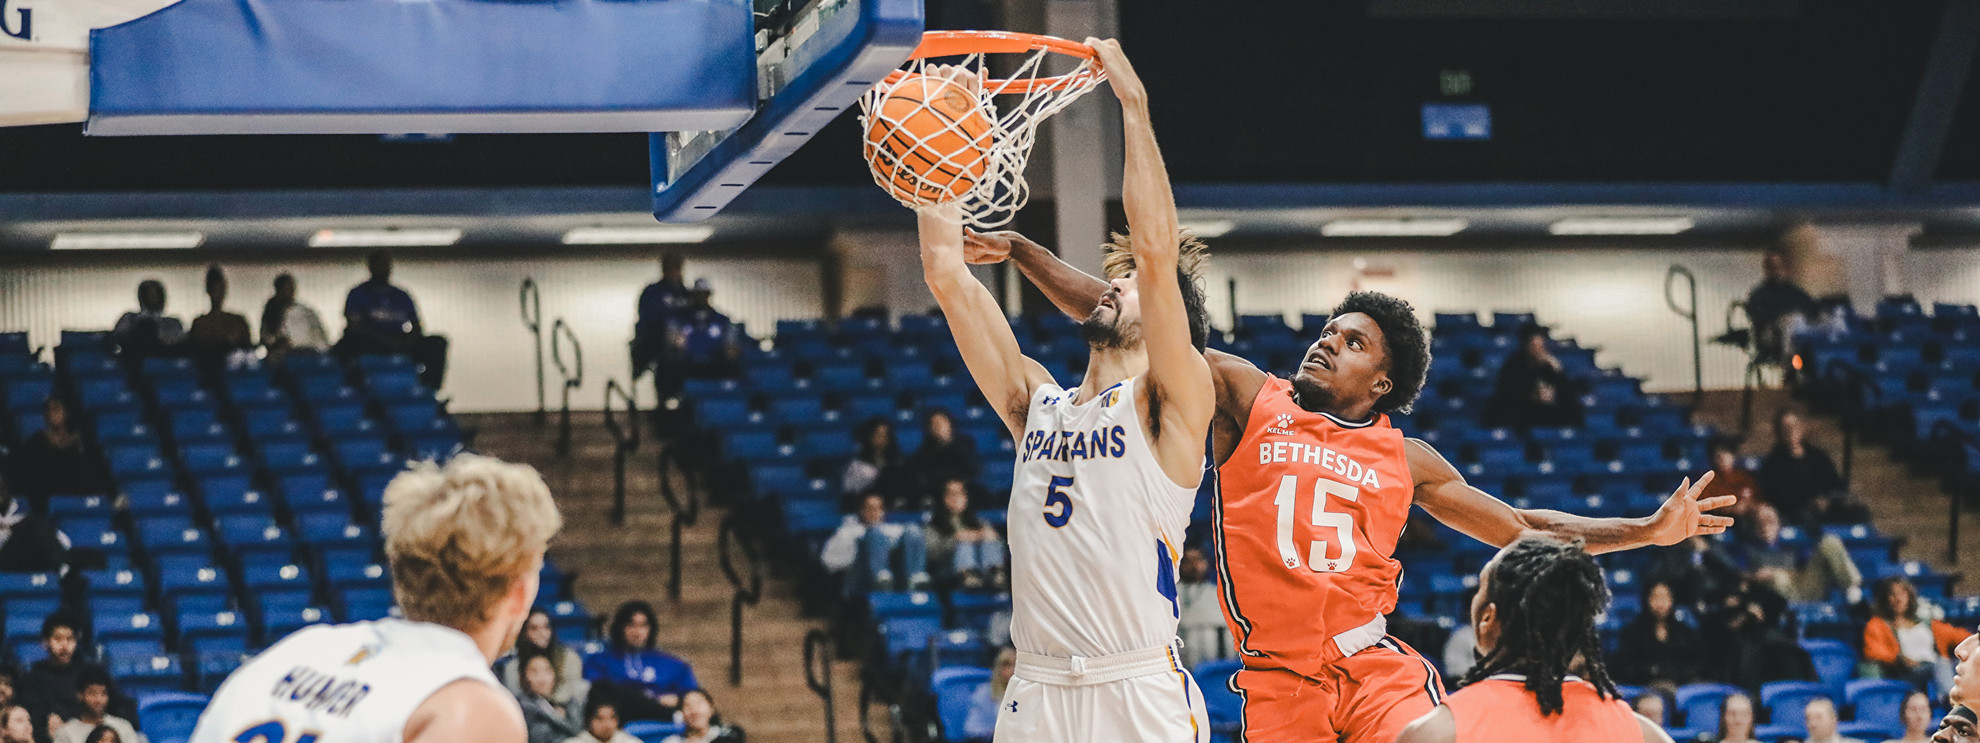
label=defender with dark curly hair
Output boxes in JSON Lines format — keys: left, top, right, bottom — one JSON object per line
{"left": 961, "top": 228, "right": 1736, "bottom": 743}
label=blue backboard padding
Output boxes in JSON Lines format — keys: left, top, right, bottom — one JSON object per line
{"left": 88, "top": 0, "right": 756, "bottom": 136}
{"left": 652, "top": 0, "right": 923, "bottom": 222}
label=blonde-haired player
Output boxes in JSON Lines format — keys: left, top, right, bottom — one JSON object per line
{"left": 191, "top": 454, "right": 563, "bottom": 743}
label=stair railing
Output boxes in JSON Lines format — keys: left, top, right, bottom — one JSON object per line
{"left": 656, "top": 444, "right": 700, "bottom": 601}
{"left": 1931, "top": 419, "right": 1979, "bottom": 562}
{"left": 520, "top": 278, "right": 546, "bottom": 425}
{"left": 602, "top": 379, "right": 640, "bottom": 526}
{"left": 718, "top": 514, "right": 762, "bottom": 686}
{"left": 804, "top": 629, "right": 838, "bottom": 743}
{"left": 1665, "top": 265, "right": 1704, "bottom": 407}
{"left": 1821, "top": 360, "right": 1884, "bottom": 484}
{"left": 550, "top": 318, "right": 583, "bottom": 458}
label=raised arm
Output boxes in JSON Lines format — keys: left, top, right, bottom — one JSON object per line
{"left": 963, "top": 229, "right": 1110, "bottom": 320}
{"left": 1090, "top": 38, "right": 1214, "bottom": 483}
{"left": 1407, "top": 439, "right": 1733, "bottom": 555}
{"left": 919, "top": 202, "right": 1054, "bottom": 441}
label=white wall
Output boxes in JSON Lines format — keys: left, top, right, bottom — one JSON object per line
{"left": 0, "top": 252, "right": 824, "bottom": 412}
{"left": 1906, "top": 246, "right": 1980, "bottom": 307}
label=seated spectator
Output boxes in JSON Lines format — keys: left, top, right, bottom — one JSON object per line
{"left": 821, "top": 493, "right": 928, "bottom": 594}
{"left": 1612, "top": 581, "right": 1703, "bottom": 692}
{"left": 186, "top": 264, "right": 252, "bottom": 366}
{"left": 500, "top": 608, "right": 589, "bottom": 708}
{"left": 1712, "top": 693, "right": 1759, "bottom": 743}
{"left": 0, "top": 478, "right": 68, "bottom": 574}
{"left": 1803, "top": 696, "right": 1866, "bottom": 743}
{"left": 1759, "top": 410, "right": 1871, "bottom": 526}
{"left": 564, "top": 695, "right": 639, "bottom": 743}
{"left": 1745, "top": 249, "right": 1818, "bottom": 364}
{"left": 21, "top": 615, "right": 110, "bottom": 729}
{"left": 516, "top": 651, "right": 585, "bottom": 743}
{"left": 842, "top": 419, "right": 909, "bottom": 511}
{"left": 1484, "top": 324, "right": 1583, "bottom": 429}
{"left": 1176, "top": 547, "right": 1230, "bottom": 670}
{"left": 658, "top": 689, "right": 745, "bottom": 743}
{"left": 961, "top": 648, "right": 1014, "bottom": 743}
{"left": 1740, "top": 503, "right": 1862, "bottom": 604}
{"left": 111, "top": 280, "right": 185, "bottom": 357}
{"left": 1631, "top": 693, "right": 1666, "bottom": 730}
{"left": 48, "top": 670, "right": 139, "bottom": 743}
{"left": 1864, "top": 577, "right": 1968, "bottom": 695}
{"left": 923, "top": 478, "right": 1004, "bottom": 591}
{"left": 1701, "top": 576, "right": 1813, "bottom": 688}
{"left": 581, "top": 601, "right": 697, "bottom": 723}
{"left": 1644, "top": 534, "right": 1743, "bottom": 611}
{"left": 338, "top": 251, "right": 449, "bottom": 389}
{"left": 908, "top": 409, "right": 980, "bottom": 505}
{"left": 1704, "top": 440, "right": 1762, "bottom": 520}
{"left": 259, "top": 273, "right": 330, "bottom": 358}
{"left": 1888, "top": 690, "right": 1936, "bottom": 743}
{"left": 83, "top": 727, "right": 120, "bottom": 743}
{"left": 0, "top": 704, "right": 35, "bottom": 743}
{"left": 9, "top": 397, "right": 102, "bottom": 501}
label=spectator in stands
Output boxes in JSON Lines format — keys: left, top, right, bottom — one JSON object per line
{"left": 632, "top": 252, "right": 693, "bottom": 386}
{"left": 1630, "top": 693, "right": 1665, "bottom": 730}
{"left": 259, "top": 273, "right": 330, "bottom": 359}
{"left": 842, "top": 418, "right": 909, "bottom": 510}
{"left": 1890, "top": 690, "right": 1936, "bottom": 743}
{"left": 1484, "top": 324, "right": 1582, "bottom": 429}
{"left": 1700, "top": 575, "right": 1814, "bottom": 688}
{"left": 516, "top": 650, "right": 585, "bottom": 743}
{"left": 1759, "top": 410, "right": 1871, "bottom": 526}
{"left": 1176, "top": 547, "right": 1228, "bottom": 669}
{"left": 582, "top": 601, "right": 698, "bottom": 723}
{"left": 1441, "top": 589, "right": 1478, "bottom": 679}
{"left": 658, "top": 689, "right": 744, "bottom": 743}
{"left": 1746, "top": 249, "right": 1818, "bottom": 364}
{"left": 0, "top": 704, "right": 35, "bottom": 743}
{"left": 907, "top": 409, "right": 980, "bottom": 506}
{"left": 668, "top": 280, "right": 741, "bottom": 382}
{"left": 1612, "top": 580, "right": 1703, "bottom": 692}
{"left": 1704, "top": 440, "right": 1762, "bottom": 520}
{"left": 1803, "top": 696, "right": 1866, "bottom": 743}
{"left": 111, "top": 280, "right": 185, "bottom": 357}
{"left": 1712, "top": 692, "right": 1759, "bottom": 743}
{"left": 961, "top": 648, "right": 1015, "bottom": 743}
{"left": 1740, "top": 503, "right": 1863, "bottom": 604}
{"left": 339, "top": 251, "right": 448, "bottom": 389}
{"left": 502, "top": 608, "right": 589, "bottom": 707}
{"left": 9, "top": 396, "right": 102, "bottom": 502}
{"left": 923, "top": 478, "right": 1004, "bottom": 591}
{"left": 1644, "top": 534, "right": 1742, "bottom": 611}
{"left": 21, "top": 614, "right": 110, "bottom": 730}
{"left": 565, "top": 695, "right": 638, "bottom": 743}
{"left": 1865, "top": 577, "right": 1968, "bottom": 695}
{"left": 48, "top": 670, "right": 138, "bottom": 743}
{"left": 82, "top": 728, "right": 119, "bottom": 743}
{"left": 821, "top": 493, "right": 928, "bottom": 594}
{"left": 0, "top": 477, "right": 68, "bottom": 574}
{"left": 186, "top": 264, "right": 252, "bottom": 366}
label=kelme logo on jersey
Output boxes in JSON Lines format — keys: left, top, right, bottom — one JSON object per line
{"left": 1265, "top": 413, "right": 1297, "bottom": 437}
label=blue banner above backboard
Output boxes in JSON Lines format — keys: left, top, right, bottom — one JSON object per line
{"left": 1423, "top": 103, "right": 1492, "bottom": 141}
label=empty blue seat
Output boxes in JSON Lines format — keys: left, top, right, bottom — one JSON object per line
{"left": 770, "top": 397, "right": 827, "bottom": 427}
{"left": 94, "top": 611, "right": 164, "bottom": 642}
{"left": 879, "top": 616, "right": 942, "bottom": 657}
{"left": 151, "top": 382, "right": 213, "bottom": 410}
{"left": 113, "top": 654, "right": 187, "bottom": 695}
{"left": 76, "top": 379, "right": 139, "bottom": 412}
{"left": 83, "top": 569, "right": 146, "bottom": 597}
{"left": 334, "top": 438, "right": 401, "bottom": 475}
{"left": 136, "top": 691, "right": 210, "bottom": 740}
{"left": 326, "top": 561, "right": 390, "bottom": 590}
{"left": 124, "top": 482, "right": 192, "bottom": 517}
{"left": 801, "top": 430, "right": 858, "bottom": 460}
{"left": 1845, "top": 678, "right": 1913, "bottom": 733}
{"left": 279, "top": 473, "right": 347, "bottom": 514}
{"left": 180, "top": 442, "right": 247, "bottom": 477}
{"left": 0, "top": 572, "right": 60, "bottom": 600}
{"left": 259, "top": 442, "right": 324, "bottom": 474}
{"left": 1801, "top": 638, "right": 1856, "bottom": 694}
{"left": 47, "top": 494, "right": 112, "bottom": 523}
{"left": 315, "top": 404, "right": 380, "bottom": 439}
{"left": 1195, "top": 659, "right": 1243, "bottom": 734}
{"left": 1673, "top": 683, "right": 1743, "bottom": 736}
{"left": 869, "top": 592, "right": 942, "bottom": 620}
{"left": 931, "top": 666, "right": 991, "bottom": 739}
{"left": 297, "top": 513, "right": 373, "bottom": 546}
{"left": 108, "top": 445, "right": 170, "bottom": 479}
{"left": 1757, "top": 681, "right": 1827, "bottom": 739}
{"left": 810, "top": 362, "right": 870, "bottom": 392}
{"left": 298, "top": 381, "right": 365, "bottom": 406}
{"left": 179, "top": 610, "right": 251, "bottom": 643}
{"left": 339, "top": 587, "right": 395, "bottom": 621}
{"left": 261, "top": 604, "right": 331, "bottom": 642}
{"left": 216, "top": 515, "right": 291, "bottom": 557}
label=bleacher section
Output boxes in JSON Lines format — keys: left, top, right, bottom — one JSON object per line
{"left": 691, "top": 310, "right": 1966, "bottom": 743}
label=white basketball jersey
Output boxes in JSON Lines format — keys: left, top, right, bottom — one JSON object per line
{"left": 1008, "top": 376, "right": 1199, "bottom": 659}
{"left": 189, "top": 618, "right": 504, "bottom": 743}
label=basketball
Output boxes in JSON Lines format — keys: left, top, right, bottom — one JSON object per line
{"left": 862, "top": 73, "right": 994, "bottom": 206}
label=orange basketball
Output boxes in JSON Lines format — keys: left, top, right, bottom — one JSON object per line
{"left": 863, "top": 73, "right": 994, "bottom": 205}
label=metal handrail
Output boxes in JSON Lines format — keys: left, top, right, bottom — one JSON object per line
{"left": 1724, "top": 298, "right": 1760, "bottom": 437}
{"left": 520, "top": 278, "right": 545, "bottom": 425}
{"left": 603, "top": 379, "right": 640, "bottom": 526}
{"left": 1820, "top": 360, "right": 1886, "bottom": 483}
{"left": 1930, "top": 419, "right": 1980, "bottom": 562}
{"left": 1665, "top": 265, "right": 1704, "bottom": 406}
{"left": 656, "top": 445, "right": 701, "bottom": 601}
{"left": 550, "top": 318, "right": 583, "bottom": 458}
{"left": 718, "top": 514, "right": 762, "bottom": 686}
{"left": 804, "top": 629, "right": 838, "bottom": 743}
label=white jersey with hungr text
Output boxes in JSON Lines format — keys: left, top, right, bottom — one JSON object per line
{"left": 188, "top": 618, "right": 503, "bottom": 743}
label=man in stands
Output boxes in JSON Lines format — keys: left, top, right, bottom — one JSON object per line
{"left": 1738, "top": 503, "right": 1862, "bottom": 604}
{"left": 1800, "top": 697, "right": 1865, "bottom": 743}
{"left": 21, "top": 614, "right": 115, "bottom": 733}
{"left": 111, "top": 280, "right": 185, "bottom": 357}
{"left": 186, "top": 264, "right": 253, "bottom": 366}
{"left": 1759, "top": 409, "right": 1870, "bottom": 525}
{"left": 1745, "top": 249, "right": 1817, "bottom": 365}
{"left": 339, "top": 251, "right": 449, "bottom": 389}
{"left": 820, "top": 492, "right": 928, "bottom": 595}
{"left": 633, "top": 252, "right": 693, "bottom": 386}
{"left": 1484, "top": 324, "right": 1582, "bottom": 429}
{"left": 48, "top": 669, "right": 138, "bottom": 743}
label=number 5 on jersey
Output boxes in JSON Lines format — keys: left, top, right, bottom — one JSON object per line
{"left": 1273, "top": 474, "right": 1359, "bottom": 572}
{"left": 1043, "top": 476, "right": 1074, "bottom": 527}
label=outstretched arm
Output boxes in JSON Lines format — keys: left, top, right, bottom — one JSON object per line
{"left": 919, "top": 202, "right": 1054, "bottom": 441}
{"left": 963, "top": 229, "right": 1110, "bottom": 320}
{"left": 1407, "top": 439, "right": 1733, "bottom": 555}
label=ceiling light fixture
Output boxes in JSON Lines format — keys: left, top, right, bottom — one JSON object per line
{"left": 1320, "top": 218, "right": 1469, "bottom": 237}
{"left": 561, "top": 225, "right": 716, "bottom": 245}
{"left": 1178, "top": 220, "right": 1237, "bottom": 239}
{"left": 1548, "top": 217, "right": 1695, "bottom": 235}
{"left": 50, "top": 232, "right": 205, "bottom": 250}
{"left": 308, "top": 228, "right": 463, "bottom": 248}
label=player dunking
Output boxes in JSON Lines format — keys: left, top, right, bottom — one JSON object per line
{"left": 915, "top": 40, "right": 1214, "bottom": 742}
{"left": 1396, "top": 533, "right": 1673, "bottom": 743}
{"left": 963, "top": 243, "right": 1734, "bottom": 743}
{"left": 191, "top": 454, "right": 562, "bottom": 743}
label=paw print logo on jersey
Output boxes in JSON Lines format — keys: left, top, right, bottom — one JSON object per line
{"left": 1267, "top": 413, "right": 1298, "bottom": 437}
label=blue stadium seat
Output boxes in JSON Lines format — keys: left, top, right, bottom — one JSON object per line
{"left": 339, "top": 586, "right": 396, "bottom": 621}
{"left": 76, "top": 379, "right": 139, "bottom": 412}
{"left": 879, "top": 616, "right": 942, "bottom": 658}
{"left": 168, "top": 408, "right": 229, "bottom": 444}
{"left": 693, "top": 397, "right": 762, "bottom": 429}
{"left": 278, "top": 473, "right": 347, "bottom": 515}
{"left": 179, "top": 442, "right": 248, "bottom": 477}
{"left": 93, "top": 611, "right": 165, "bottom": 643}
{"left": 1195, "top": 659, "right": 1243, "bottom": 734}
{"left": 156, "top": 558, "right": 233, "bottom": 601}
{"left": 49, "top": 494, "right": 114, "bottom": 522}
{"left": 621, "top": 720, "right": 688, "bottom": 743}
{"left": 83, "top": 569, "right": 146, "bottom": 598}
{"left": 136, "top": 517, "right": 211, "bottom": 556}
{"left": 92, "top": 412, "right": 155, "bottom": 446}
{"left": 801, "top": 430, "right": 858, "bottom": 459}
{"left": 261, "top": 605, "right": 331, "bottom": 643}
{"left": 1800, "top": 638, "right": 1856, "bottom": 695}
{"left": 89, "top": 596, "right": 149, "bottom": 619}
{"left": 315, "top": 403, "right": 380, "bottom": 439}
{"left": 107, "top": 445, "right": 171, "bottom": 479}
{"left": 771, "top": 397, "right": 827, "bottom": 428}
{"left": 810, "top": 362, "right": 870, "bottom": 392}
{"left": 203, "top": 477, "right": 273, "bottom": 516}
{"left": 326, "top": 561, "right": 391, "bottom": 591}
{"left": 151, "top": 382, "right": 213, "bottom": 410}
{"left": 296, "top": 513, "right": 373, "bottom": 546}
{"left": 841, "top": 395, "right": 899, "bottom": 423}
{"left": 1673, "top": 683, "right": 1742, "bottom": 736}
{"left": 113, "top": 654, "right": 187, "bottom": 696}
{"left": 543, "top": 600, "right": 592, "bottom": 641}
{"left": 1845, "top": 678, "right": 1913, "bottom": 733}
{"left": 136, "top": 691, "right": 210, "bottom": 741}
{"left": 215, "top": 515, "right": 292, "bottom": 559}
{"left": 124, "top": 480, "right": 191, "bottom": 517}
{"left": 333, "top": 438, "right": 402, "bottom": 476}
{"left": 0, "top": 572, "right": 60, "bottom": 600}
{"left": 869, "top": 592, "right": 941, "bottom": 621}
{"left": 1757, "top": 681, "right": 1827, "bottom": 739}
{"left": 932, "top": 666, "right": 991, "bottom": 740}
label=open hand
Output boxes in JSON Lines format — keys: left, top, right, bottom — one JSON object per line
{"left": 1644, "top": 471, "right": 1735, "bottom": 546}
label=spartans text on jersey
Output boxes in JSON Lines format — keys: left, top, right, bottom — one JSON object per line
{"left": 1021, "top": 426, "right": 1128, "bottom": 463}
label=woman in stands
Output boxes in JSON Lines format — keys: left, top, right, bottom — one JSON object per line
{"left": 1865, "top": 577, "right": 1969, "bottom": 694}
{"left": 841, "top": 418, "right": 908, "bottom": 511}
{"left": 81, "top": 727, "right": 119, "bottom": 743}
{"left": 516, "top": 651, "right": 585, "bottom": 743}
{"left": 581, "top": 601, "right": 699, "bottom": 723}
{"left": 658, "top": 689, "right": 745, "bottom": 743}
{"left": 923, "top": 477, "right": 1005, "bottom": 591}
{"left": 907, "top": 409, "right": 979, "bottom": 503}
{"left": 1889, "top": 690, "right": 1937, "bottom": 743}
{"left": 0, "top": 704, "right": 34, "bottom": 743}
{"left": 9, "top": 396, "right": 102, "bottom": 503}
{"left": 1711, "top": 693, "right": 1759, "bottom": 743}
{"left": 1612, "top": 581, "right": 1703, "bottom": 694}
{"left": 502, "top": 608, "right": 589, "bottom": 707}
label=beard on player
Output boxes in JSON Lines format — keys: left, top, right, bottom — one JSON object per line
{"left": 1079, "top": 287, "right": 1142, "bottom": 351}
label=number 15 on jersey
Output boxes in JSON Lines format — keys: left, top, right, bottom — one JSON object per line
{"left": 1273, "top": 474, "right": 1360, "bottom": 573}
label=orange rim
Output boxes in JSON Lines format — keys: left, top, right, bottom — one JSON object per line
{"left": 881, "top": 31, "right": 1102, "bottom": 96}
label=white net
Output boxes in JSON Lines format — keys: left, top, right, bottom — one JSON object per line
{"left": 858, "top": 42, "right": 1106, "bottom": 229}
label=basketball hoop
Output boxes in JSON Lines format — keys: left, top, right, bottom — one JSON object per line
{"left": 859, "top": 31, "right": 1108, "bottom": 229}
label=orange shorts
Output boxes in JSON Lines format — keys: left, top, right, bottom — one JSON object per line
{"left": 1229, "top": 636, "right": 1447, "bottom": 743}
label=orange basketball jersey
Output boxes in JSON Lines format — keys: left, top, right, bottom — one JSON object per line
{"left": 1213, "top": 375, "right": 1414, "bottom": 679}
{"left": 1445, "top": 676, "right": 1641, "bottom": 743}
